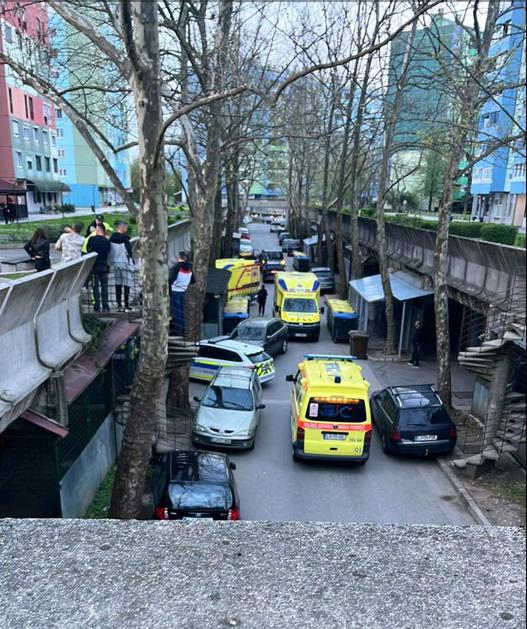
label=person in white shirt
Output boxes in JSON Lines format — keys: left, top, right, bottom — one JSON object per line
{"left": 54, "top": 222, "right": 85, "bottom": 263}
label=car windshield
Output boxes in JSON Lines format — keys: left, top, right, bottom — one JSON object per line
{"left": 235, "top": 326, "right": 266, "bottom": 341}
{"left": 315, "top": 270, "right": 332, "bottom": 278}
{"left": 283, "top": 298, "right": 317, "bottom": 313}
{"left": 398, "top": 406, "right": 451, "bottom": 427}
{"left": 168, "top": 483, "right": 232, "bottom": 510}
{"left": 306, "top": 398, "right": 367, "bottom": 423}
{"left": 265, "top": 251, "right": 283, "bottom": 260}
{"left": 240, "top": 241, "right": 252, "bottom": 249}
{"left": 202, "top": 385, "right": 254, "bottom": 411}
{"left": 248, "top": 351, "right": 271, "bottom": 364}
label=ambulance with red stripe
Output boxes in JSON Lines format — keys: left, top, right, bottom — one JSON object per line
{"left": 286, "top": 354, "right": 372, "bottom": 463}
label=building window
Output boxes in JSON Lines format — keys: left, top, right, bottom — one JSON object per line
{"left": 27, "top": 155, "right": 33, "bottom": 170}
{"left": 5, "top": 24, "right": 13, "bottom": 44}
{"left": 51, "top": 134, "right": 56, "bottom": 147}
{"left": 33, "top": 127, "right": 39, "bottom": 142}
{"left": 58, "top": 149, "right": 65, "bottom": 157}
{"left": 12, "top": 121, "right": 20, "bottom": 137}
{"left": 16, "top": 151, "right": 23, "bottom": 168}
{"left": 43, "top": 103, "right": 50, "bottom": 126}
{"left": 55, "top": 107, "right": 62, "bottom": 119}
{"left": 28, "top": 96, "right": 34, "bottom": 120}
{"left": 59, "top": 168, "right": 67, "bottom": 176}
{"left": 24, "top": 95, "right": 28, "bottom": 118}
{"left": 35, "top": 155, "right": 42, "bottom": 171}
{"left": 512, "top": 162, "right": 526, "bottom": 179}
{"left": 42, "top": 130, "right": 49, "bottom": 143}
{"left": 8, "top": 88, "right": 13, "bottom": 114}
{"left": 45, "top": 156, "right": 51, "bottom": 172}
{"left": 53, "top": 158, "right": 58, "bottom": 173}
{"left": 57, "top": 128, "right": 64, "bottom": 139}
{"left": 23, "top": 126, "right": 30, "bottom": 140}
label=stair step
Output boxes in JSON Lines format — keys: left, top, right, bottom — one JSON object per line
{"left": 504, "top": 392, "right": 525, "bottom": 401}
{"left": 464, "top": 345, "right": 498, "bottom": 354}
{"left": 481, "top": 339, "right": 506, "bottom": 348}
{"left": 458, "top": 355, "right": 496, "bottom": 362}
{"left": 495, "top": 432, "right": 526, "bottom": 444}
{"left": 492, "top": 438, "right": 520, "bottom": 452}
{"left": 482, "top": 446, "right": 500, "bottom": 460}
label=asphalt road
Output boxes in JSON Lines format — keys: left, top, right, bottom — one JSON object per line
{"left": 194, "top": 223, "right": 475, "bottom": 525}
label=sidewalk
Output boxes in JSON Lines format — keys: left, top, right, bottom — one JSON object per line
{"left": 362, "top": 356, "right": 525, "bottom": 527}
{"left": 5, "top": 205, "right": 129, "bottom": 224}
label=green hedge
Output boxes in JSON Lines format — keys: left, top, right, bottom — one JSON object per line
{"left": 480, "top": 224, "right": 517, "bottom": 245}
{"left": 386, "top": 215, "right": 437, "bottom": 231}
{"left": 359, "top": 207, "right": 377, "bottom": 218}
{"left": 514, "top": 233, "right": 526, "bottom": 248}
{"left": 448, "top": 222, "right": 482, "bottom": 238}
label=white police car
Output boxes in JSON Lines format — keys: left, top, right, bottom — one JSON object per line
{"left": 190, "top": 338, "right": 275, "bottom": 383}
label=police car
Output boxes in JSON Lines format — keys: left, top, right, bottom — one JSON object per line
{"left": 190, "top": 338, "right": 275, "bottom": 383}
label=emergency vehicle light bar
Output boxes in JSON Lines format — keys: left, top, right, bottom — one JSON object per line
{"left": 304, "top": 354, "right": 357, "bottom": 361}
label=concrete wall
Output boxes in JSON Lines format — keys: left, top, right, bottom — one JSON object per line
{"left": 0, "top": 254, "right": 95, "bottom": 432}
{"left": 60, "top": 412, "right": 120, "bottom": 518}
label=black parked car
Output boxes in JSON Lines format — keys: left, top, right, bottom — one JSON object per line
{"left": 261, "top": 249, "right": 285, "bottom": 281}
{"left": 312, "top": 266, "right": 336, "bottom": 294}
{"left": 370, "top": 385, "right": 457, "bottom": 456}
{"left": 278, "top": 231, "right": 291, "bottom": 245}
{"left": 152, "top": 450, "right": 240, "bottom": 520}
{"left": 230, "top": 316, "right": 288, "bottom": 356}
{"left": 282, "top": 238, "right": 302, "bottom": 255}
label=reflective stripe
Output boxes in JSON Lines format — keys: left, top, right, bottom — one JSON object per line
{"left": 298, "top": 421, "right": 371, "bottom": 431}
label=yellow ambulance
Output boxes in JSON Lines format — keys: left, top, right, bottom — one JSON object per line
{"left": 286, "top": 354, "right": 372, "bottom": 463}
{"left": 216, "top": 258, "right": 261, "bottom": 298}
{"left": 274, "top": 272, "right": 322, "bottom": 340}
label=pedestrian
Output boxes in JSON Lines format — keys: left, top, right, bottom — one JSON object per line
{"left": 54, "top": 222, "right": 85, "bottom": 263}
{"left": 169, "top": 251, "right": 195, "bottom": 336}
{"left": 87, "top": 224, "right": 111, "bottom": 312}
{"left": 24, "top": 227, "right": 51, "bottom": 272}
{"left": 408, "top": 320, "right": 424, "bottom": 368}
{"left": 257, "top": 284, "right": 268, "bottom": 316}
{"left": 7, "top": 204, "right": 16, "bottom": 224}
{"left": 86, "top": 213, "right": 113, "bottom": 238}
{"left": 1, "top": 203, "right": 8, "bottom": 225}
{"left": 110, "top": 220, "right": 135, "bottom": 312}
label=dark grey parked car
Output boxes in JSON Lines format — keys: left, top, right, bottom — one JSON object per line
{"left": 370, "top": 385, "right": 457, "bottom": 456}
{"left": 230, "top": 317, "right": 288, "bottom": 356}
{"left": 312, "top": 266, "right": 336, "bottom": 294}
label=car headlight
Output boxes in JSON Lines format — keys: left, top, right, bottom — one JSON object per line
{"left": 194, "top": 424, "right": 208, "bottom": 434}
{"left": 236, "top": 428, "right": 251, "bottom": 436}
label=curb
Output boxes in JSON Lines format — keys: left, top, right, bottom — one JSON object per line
{"left": 436, "top": 457, "right": 492, "bottom": 527}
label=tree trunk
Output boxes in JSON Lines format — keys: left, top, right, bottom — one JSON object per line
{"left": 110, "top": 0, "right": 166, "bottom": 519}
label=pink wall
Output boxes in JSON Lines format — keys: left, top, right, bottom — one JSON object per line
{"left": 6, "top": 84, "right": 55, "bottom": 128}
{"left": 0, "top": 0, "right": 49, "bottom": 44}
{"left": 0, "top": 33, "right": 15, "bottom": 180}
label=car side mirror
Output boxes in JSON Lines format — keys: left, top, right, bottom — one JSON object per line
{"left": 193, "top": 396, "right": 201, "bottom": 403}
{"left": 320, "top": 307, "right": 325, "bottom": 314}
{"left": 257, "top": 403, "right": 266, "bottom": 409}
{"left": 229, "top": 462, "right": 237, "bottom": 470}
{"left": 285, "top": 374, "right": 294, "bottom": 382}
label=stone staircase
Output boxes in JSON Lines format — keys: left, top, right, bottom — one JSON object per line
{"left": 454, "top": 271, "right": 526, "bottom": 470}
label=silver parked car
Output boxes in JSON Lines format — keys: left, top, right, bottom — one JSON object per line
{"left": 192, "top": 366, "right": 265, "bottom": 450}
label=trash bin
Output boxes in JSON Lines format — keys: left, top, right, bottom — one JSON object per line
{"left": 349, "top": 331, "right": 369, "bottom": 359}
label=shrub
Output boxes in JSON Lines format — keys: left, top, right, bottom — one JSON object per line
{"left": 449, "top": 222, "right": 482, "bottom": 238}
{"left": 61, "top": 203, "right": 76, "bottom": 213}
{"left": 129, "top": 216, "right": 137, "bottom": 225}
{"left": 480, "top": 224, "right": 517, "bottom": 245}
{"left": 514, "top": 233, "right": 526, "bottom": 248}
{"left": 359, "top": 207, "right": 377, "bottom": 218}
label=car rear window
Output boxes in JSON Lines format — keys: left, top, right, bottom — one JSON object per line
{"left": 170, "top": 453, "right": 226, "bottom": 482}
{"left": 236, "top": 326, "right": 265, "bottom": 341}
{"left": 398, "top": 406, "right": 451, "bottom": 428}
{"left": 202, "top": 385, "right": 254, "bottom": 411}
{"left": 306, "top": 398, "right": 367, "bottom": 422}
{"left": 266, "top": 251, "right": 283, "bottom": 260}
{"left": 248, "top": 351, "right": 271, "bottom": 364}
{"left": 168, "top": 483, "right": 232, "bottom": 510}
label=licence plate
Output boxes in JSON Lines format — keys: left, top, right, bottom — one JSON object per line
{"left": 415, "top": 435, "right": 438, "bottom": 442}
{"left": 296, "top": 333, "right": 307, "bottom": 338}
{"left": 182, "top": 517, "right": 213, "bottom": 521}
{"left": 210, "top": 437, "right": 231, "bottom": 444}
{"left": 323, "top": 433, "right": 346, "bottom": 441}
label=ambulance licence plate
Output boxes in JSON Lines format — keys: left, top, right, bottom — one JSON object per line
{"left": 296, "top": 333, "right": 307, "bottom": 338}
{"left": 324, "top": 433, "right": 346, "bottom": 441}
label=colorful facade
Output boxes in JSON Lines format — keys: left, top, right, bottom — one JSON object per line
{"left": 0, "top": 0, "right": 65, "bottom": 217}
{"left": 471, "top": 0, "right": 526, "bottom": 228}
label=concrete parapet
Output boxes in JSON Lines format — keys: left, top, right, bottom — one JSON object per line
{"left": 0, "top": 519, "right": 524, "bottom": 628}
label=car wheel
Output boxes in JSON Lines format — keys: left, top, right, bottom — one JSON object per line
{"left": 281, "top": 338, "right": 288, "bottom": 354}
{"left": 292, "top": 445, "right": 300, "bottom": 462}
{"left": 381, "top": 433, "right": 391, "bottom": 454}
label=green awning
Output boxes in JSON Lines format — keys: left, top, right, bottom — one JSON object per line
{"left": 27, "top": 180, "right": 71, "bottom": 193}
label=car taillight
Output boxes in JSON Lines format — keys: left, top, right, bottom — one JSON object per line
{"left": 228, "top": 507, "right": 240, "bottom": 521}
{"left": 154, "top": 506, "right": 169, "bottom": 520}
{"left": 364, "top": 429, "right": 372, "bottom": 444}
{"left": 297, "top": 425, "right": 305, "bottom": 442}
{"left": 390, "top": 429, "right": 401, "bottom": 442}
{"left": 449, "top": 426, "right": 457, "bottom": 439}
